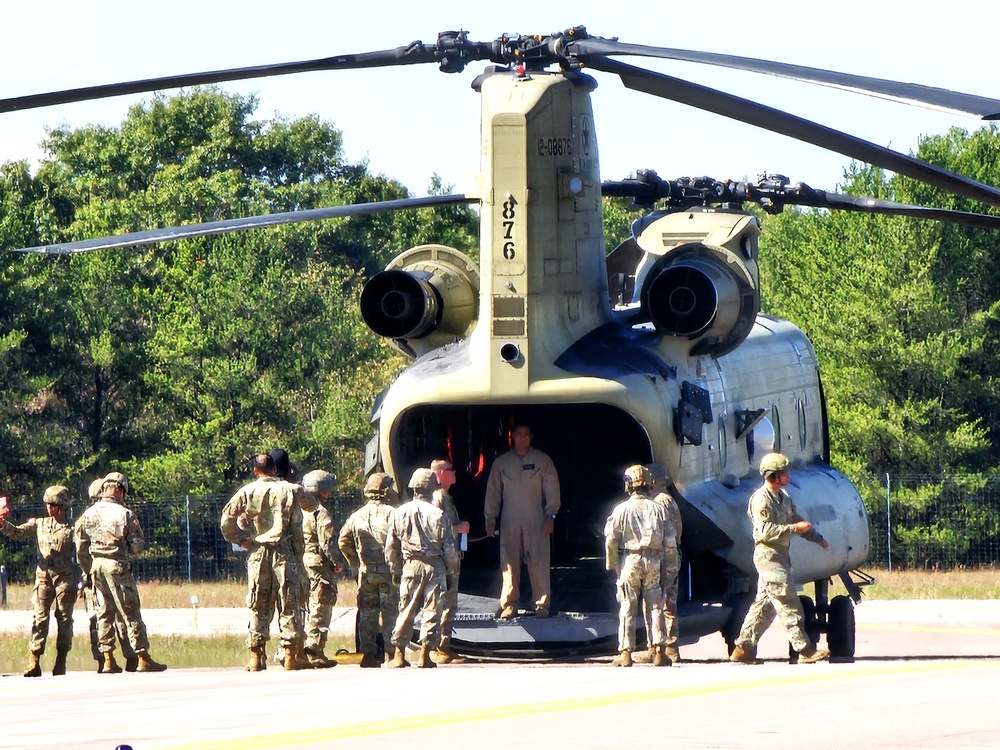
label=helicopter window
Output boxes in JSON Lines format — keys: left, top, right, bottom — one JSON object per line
{"left": 771, "top": 404, "right": 781, "bottom": 452}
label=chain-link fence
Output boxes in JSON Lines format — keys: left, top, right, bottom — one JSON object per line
{"left": 0, "top": 491, "right": 366, "bottom": 584}
{"left": 2, "top": 474, "right": 999, "bottom": 582}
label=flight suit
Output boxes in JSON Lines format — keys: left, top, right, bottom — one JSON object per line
{"left": 484, "top": 447, "right": 560, "bottom": 612}
{"left": 605, "top": 490, "right": 671, "bottom": 652}
{"left": 735, "top": 482, "right": 825, "bottom": 652}
{"left": 220, "top": 476, "right": 305, "bottom": 650}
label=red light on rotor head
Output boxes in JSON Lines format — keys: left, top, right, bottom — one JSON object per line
{"left": 514, "top": 63, "right": 526, "bottom": 75}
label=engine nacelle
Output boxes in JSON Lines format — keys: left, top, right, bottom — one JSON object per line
{"left": 638, "top": 242, "right": 758, "bottom": 356}
{"left": 360, "top": 244, "right": 479, "bottom": 359}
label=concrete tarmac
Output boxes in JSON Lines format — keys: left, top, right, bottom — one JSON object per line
{"left": 0, "top": 600, "right": 997, "bottom": 749}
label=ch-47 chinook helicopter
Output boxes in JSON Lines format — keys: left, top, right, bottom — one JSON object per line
{"left": 8, "top": 27, "right": 1000, "bottom": 660}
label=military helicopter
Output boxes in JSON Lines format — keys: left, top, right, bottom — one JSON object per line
{"left": 7, "top": 28, "right": 1000, "bottom": 660}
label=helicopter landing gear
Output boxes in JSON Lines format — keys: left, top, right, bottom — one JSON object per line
{"left": 827, "top": 594, "right": 856, "bottom": 660}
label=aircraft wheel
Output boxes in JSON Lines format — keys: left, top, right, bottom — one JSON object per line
{"left": 722, "top": 591, "right": 752, "bottom": 655}
{"left": 827, "top": 595, "right": 856, "bottom": 659}
{"left": 789, "top": 595, "right": 820, "bottom": 662}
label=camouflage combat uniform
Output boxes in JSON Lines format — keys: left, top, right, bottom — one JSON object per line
{"left": 220, "top": 475, "right": 306, "bottom": 650}
{"left": 338, "top": 487, "right": 397, "bottom": 661}
{"left": 386, "top": 486, "right": 458, "bottom": 653}
{"left": 604, "top": 489, "right": 672, "bottom": 653}
{"left": 74, "top": 496, "right": 152, "bottom": 654}
{"left": 2, "top": 513, "right": 80, "bottom": 657}
{"left": 735, "top": 482, "right": 825, "bottom": 653}
{"left": 652, "top": 490, "right": 682, "bottom": 651}
{"left": 301, "top": 499, "right": 341, "bottom": 655}
{"left": 432, "top": 486, "right": 462, "bottom": 651}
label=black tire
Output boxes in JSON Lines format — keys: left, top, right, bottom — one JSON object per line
{"left": 827, "top": 595, "right": 856, "bottom": 658}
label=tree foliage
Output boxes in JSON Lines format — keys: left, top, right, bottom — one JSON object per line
{"left": 0, "top": 88, "right": 476, "bottom": 507}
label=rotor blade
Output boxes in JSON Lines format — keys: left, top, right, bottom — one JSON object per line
{"left": 11, "top": 194, "right": 475, "bottom": 255}
{"left": 572, "top": 38, "right": 1000, "bottom": 119}
{"left": 786, "top": 190, "right": 1000, "bottom": 230}
{"left": 587, "top": 58, "right": 1000, "bottom": 210}
{"left": 0, "top": 44, "right": 439, "bottom": 113}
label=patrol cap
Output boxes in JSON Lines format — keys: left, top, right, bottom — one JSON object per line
{"left": 102, "top": 471, "right": 129, "bottom": 494}
{"left": 88, "top": 478, "right": 104, "bottom": 501}
{"left": 407, "top": 468, "right": 440, "bottom": 492}
{"left": 43, "top": 485, "right": 71, "bottom": 507}
{"left": 302, "top": 469, "right": 337, "bottom": 494}
{"left": 623, "top": 464, "right": 652, "bottom": 490}
{"left": 759, "top": 453, "right": 791, "bottom": 476}
{"left": 364, "top": 472, "right": 394, "bottom": 497}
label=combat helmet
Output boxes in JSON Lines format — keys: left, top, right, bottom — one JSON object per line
{"left": 302, "top": 469, "right": 337, "bottom": 494}
{"left": 407, "top": 468, "right": 440, "bottom": 494}
{"left": 102, "top": 471, "right": 129, "bottom": 494}
{"left": 364, "top": 472, "right": 394, "bottom": 499}
{"left": 43, "top": 485, "right": 71, "bottom": 507}
{"left": 87, "top": 478, "right": 104, "bottom": 501}
{"left": 623, "top": 464, "right": 652, "bottom": 493}
{"left": 759, "top": 453, "right": 791, "bottom": 477}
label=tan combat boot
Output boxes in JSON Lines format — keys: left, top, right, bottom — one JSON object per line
{"left": 359, "top": 652, "right": 382, "bottom": 668}
{"left": 136, "top": 650, "right": 168, "bottom": 672}
{"left": 416, "top": 644, "right": 437, "bottom": 668}
{"left": 283, "top": 646, "right": 301, "bottom": 670}
{"left": 23, "top": 652, "right": 42, "bottom": 678}
{"left": 388, "top": 647, "right": 409, "bottom": 668}
{"left": 729, "top": 644, "right": 759, "bottom": 665}
{"left": 665, "top": 644, "right": 680, "bottom": 664}
{"left": 652, "top": 645, "right": 671, "bottom": 667}
{"left": 52, "top": 650, "right": 69, "bottom": 676}
{"left": 304, "top": 646, "right": 336, "bottom": 668}
{"left": 102, "top": 652, "right": 123, "bottom": 674}
{"left": 245, "top": 645, "right": 266, "bottom": 672}
{"left": 612, "top": 650, "right": 633, "bottom": 667}
{"left": 432, "top": 642, "right": 460, "bottom": 664}
{"left": 796, "top": 644, "right": 830, "bottom": 664}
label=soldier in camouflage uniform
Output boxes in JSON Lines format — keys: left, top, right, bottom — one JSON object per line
{"left": 731, "top": 453, "right": 830, "bottom": 665}
{"left": 385, "top": 469, "right": 459, "bottom": 669}
{"left": 74, "top": 472, "right": 167, "bottom": 673}
{"left": 604, "top": 465, "right": 673, "bottom": 668}
{"left": 430, "top": 459, "right": 470, "bottom": 663}
{"left": 1, "top": 485, "right": 81, "bottom": 677}
{"left": 221, "top": 453, "right": 307, "bottom": 671}
{"left": 648, "top": 463, "right": 683, "bottom": 664}
{"left": 82, "top": 478, "right": 138, "bottom": 673}
{"left": 338, "top": 472, "right": 398, "bottom": 668}
{"left": 299, "top": 469, "right": 342, "bottom": 668}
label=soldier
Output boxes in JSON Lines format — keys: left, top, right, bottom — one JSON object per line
{"left": 484, "top": 424, "right": 560, "bottom": 619}
{"left": 385, "top": 469, "right": 459, "bottom": 669}
{"left": 221, "top": 453, "right": 308, "bottom": 671}
{"left": 82, "top": 478, "right": 139, "bottom": 673}
{"left": 648, "top": 463, "right": 683, "bottom": 664}
{"left": 604, "top": 465, "right": 673, "bottom": 667}
{"left": 0, "top": 485, "right": 81, "bottom": 677}
{"left": 730, "top": 452, "right": 831, "bottom": 665}
{"left": 338, "top": 472, "right": 398, "bottom": 668}
{"left": 74, "top": 472, "right": 167, "bottom": 673}
{"left": 429, "top": 458, "right": 470, "bottom": 663}
{"left": 299, "top": 469, "right": 343, "bottom": 668}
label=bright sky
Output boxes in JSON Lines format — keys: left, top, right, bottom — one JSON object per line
{"left": 2, "top": 1, "right": 999, "bottom": 199}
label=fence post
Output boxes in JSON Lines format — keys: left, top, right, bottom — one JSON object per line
{"left": 885, "top": 472, "right": 892, "bottom": 571}
{"left": 185, "top": 494, "right": 192, "bottom": 583}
